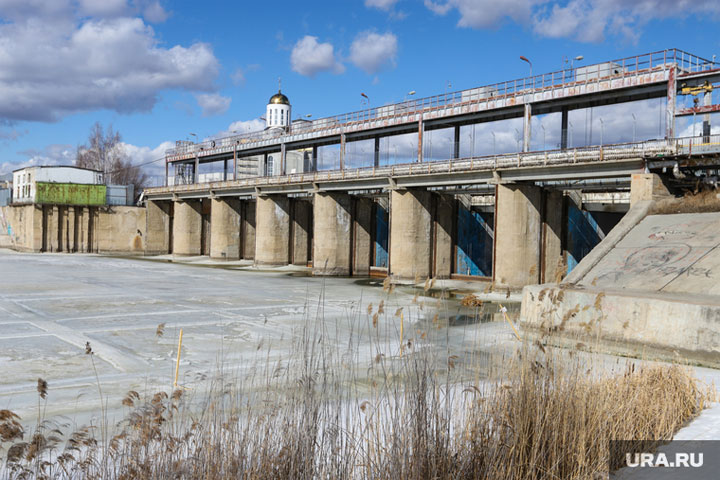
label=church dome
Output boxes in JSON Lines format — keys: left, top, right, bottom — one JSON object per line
{"left": 269, "top": 91, "right": 290, "bottom": 105}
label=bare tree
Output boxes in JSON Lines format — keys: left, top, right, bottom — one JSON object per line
{"left": 76, "top": 122, "right": 147, "bottom": 196}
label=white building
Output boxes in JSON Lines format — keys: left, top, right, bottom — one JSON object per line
{"left": 266, "top": 90, "right": 291, "bottom": 131}
{"left": 12, "top": 166, "right": 103, "bottom": 204}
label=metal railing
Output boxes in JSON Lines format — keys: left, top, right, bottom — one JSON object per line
{"left": 166, "top": 49, "right": 714, "bottom": 160}
{"left": 153, "top": 138, "right": 684, "bottom": 190}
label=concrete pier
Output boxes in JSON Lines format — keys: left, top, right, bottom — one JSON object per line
{"left": 313, "top": 192, "right": 353, "bottom": 275}
{"left": 241, "top": 200, "right": 256, "bottom": 260}
{"left": 209, "top": 197, "right": 241, "bottom": 260}
{"left": 173, "top": 200, "right": 202, "bottom": 256}
{"left": 494, "top": 184, "right": 542, "bottom": 288}
{"left": 291, "top": 199, "right": 312, "bottom": 266}
{"left": 433, "top": 194, "right": 454, "bottom": 279}
{"left": 630, "top": 173, "right": 671, "bottom": 205}
{"left": 389, "top": 189, "right": 433, "bottom": 280}
{"left": 255, "top": 195, "right": 290, "bottom": 265}
{"left": 146, "top": 200, "right": 172, "bottom": 255}
{"left": 353, "top": 197, "right": 373, "bottom": 276}
{"left": 541, "top": 190, "right": 564, "bottom": 283}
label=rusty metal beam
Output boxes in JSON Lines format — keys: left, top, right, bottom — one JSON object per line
{"left": 675, "top": 104, "right": 720, "bottom": 116}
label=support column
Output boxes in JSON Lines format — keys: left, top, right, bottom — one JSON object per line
{"left": 280, "top": 143, "right": 287, "bottom": 176}
{"left": 703, "top": 88, "right": 712, "bottom": 142}
{"left": 291, "top": 199, "right": 312, "bottom": 266}
{"left": 417, "top": 118, "right": 424, "bottom": 163}
{"left": 523, "top": 103, "right": 532, "bottom": 152}
{"left": 223, "top": 159, "right": 228, "bottom": 181}
{"left": 313, "top": 192, "right": 353, "bottom": 275}
{"left": 172, "top": 200, "right": 202, "bottom": 256}
{"left": 353, "top": 197, "right": 373, "bottom": 276}
{"left": 242, "top": 200, "right": 256, "bottom": 260}
{"left": 434, "top": 194, "right": 454, "bottom": 279}
{"left": 541, "top": 190, "right": 564, "bottom": 283}
{"left": 666, "top": 66, "right": 676, "bottom": 139}
{"left": 48, "top": 205, "right": 59, "bottom": 252}
{"left": 255, "top": 195, "right": 290, "bottom": 265}
{"left": 453, "top": 126, "right": 461, "bottom": 159}
{"left": 560, "top": 107, "right": 569, "bottom": 149}
{"left": 67, "top": 207, "right": 76, "bottom": 253}
{"left": 145, "top": 200, "right": 172, "bottom": 255}
{"left": 630, "top": 173, "right": 671, "bottom": 206}
{"left": 494, "top": 184, "right": 542, "bottom": 288}
{"left": 194, "top": 155, "right": 200, "bottom": 184}
{"left": 209, "top": 197, "right": 241, "bottom": 260}
{"left": 339, "top": 132, "right": 346, "bottom": 170}
{"left": 389, "top": 189, "right": 433, "bottom": 280}
{"left": 374, "top": 137, "right": 380, "bottom": 167}
{"left": 58, "top": 206, "right": 67, "bottom": 252}
{"left": 78, "top": 207, "right": 90, "bottom": 253}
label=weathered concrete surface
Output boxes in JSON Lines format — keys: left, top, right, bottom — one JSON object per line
{"left": 255, "top": 195, "right": 290, "bottom": 265}
{"left": 353, "top": 197, "right": 373, "bottom": 276}
{"left": 146, "top": 200, "right": 172, "bottom": 255}
{"left": 242, "top": 200, "right": 256, "bottom": 260}
{"left": 313, "top": 192, "right": 352, "bottom": 275}
{"left": 3, "top": 204, "right": 42, "bottom": 252}
{"left": 494, "top": 184, "right": 542, "bottom": 288}
{"left": 630, "top": 173, "right": 671, "bottom": 206}
{"left": 521, "top": 285, "right": 720, "bottom": 367}
{"left": 389, "top": 189, "right": 432, "bottom": 280}
{"left": 173, "top": 200, "right": 202, "bottom": 256}
{"left": 291, "top": 199, "right": 312, "bottom": 266}
{"left": 434, "top": 194, "right": 454, "bottom": 279}
{"left": 209, "top": 198, "right": 241, "bottom": 260}
{"left": 542, "top": 190, "right": 564, "bottom": 283}
{"left": 523, "top": 207, "right": 720, "bottom": 366}
{"left": 577, "top": 212, "right": 720, "bottom": 295}
{"left": 96, "top": 206, "right": 146, "bottom": 254}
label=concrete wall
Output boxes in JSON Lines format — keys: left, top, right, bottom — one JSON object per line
{"left": 210, "top": 197, "right": 241, "bottom": 260}
{"left": 434, "top": 194, "right": 454, "bottom": 279}
{"left": 494, "top": 184, "right": 542, "bottom": 288}
{"left": 291, "top": 199, "right": 312, "bottom": 266}
{"left": 146, "top": 200, "right": 172, "bottom": 255}
{"left": 389, "top": 189, "right": 433, "bottom": 280}
{"left": 630, "top": 173, "right": 670, "bottom": 206}
{"left": 242, "top": 200, "right": 256, "bottom": 260}
{"left": 522, "top": 284, "right": 720, "bottom": 368}
{"left": 313, "top": 192, "right": 353, "bottom": 275}
{"left": 173, "top": 200, "right": 202, "bottom": 256}
{"left": 354, "top": 197, "right": 373, "bottom": 276}
{"left": 3, "top": 204, "right": 42, "bottom": 252}
{"left": 542, "top": 190, "right": 564, "bottom": 283}
{"left": 96, "top": 206, "right": 146, "bottom": 254}
{"left": 255, "top": 195, "right": 290, "bottom": 265}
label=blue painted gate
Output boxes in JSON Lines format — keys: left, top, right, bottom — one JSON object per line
{"left": 566, "top": 203, "right": 603, "bottom": 273}
{"left": 373, "top": 204, "right": 389, "bottom": 268}
{"left": 455, "top": 205, "right": 493, "bottom": 277}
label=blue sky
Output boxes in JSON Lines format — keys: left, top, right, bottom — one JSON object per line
{"left": 0, "top": 0, "right": 719, "bottom": 181}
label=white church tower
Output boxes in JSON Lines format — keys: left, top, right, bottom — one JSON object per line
{"left": 266, "top": 79, "right": 291, "bottom": 132}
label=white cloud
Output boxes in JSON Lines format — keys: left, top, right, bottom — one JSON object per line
{"left": 424, "top": 0, "right": 720, "bottom": 42}
{"left": 0, "top": 4, "right": 218, "bottom": 123}
{"left": 227, "top": 119, "right": 266, "bottom": 134}
{"left": 349, "top": 32, "right": 398, "bottom": 75}
{"left": 424, "top": 0, "right": 538, "bottom": 29}
{"left": 290, "top": 35, "right": 344, "bottom": 77}
{"left": 365, "top": 0, "right": 399, "bottom": 10}
{"left": 0, "top": 144, "right": 75, "bottom": 175}
{"left": 121, "top": 140, "right": 174, "bottom": 180}
{"left": 196, "top": 93, "right": 232, "bottom": 117}
{"left": 141, "top": 1, "right": 168, "bottom": 22}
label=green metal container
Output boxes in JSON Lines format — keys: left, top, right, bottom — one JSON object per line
{"left": 35, "top": 182, "right": 106, "bottom": 206}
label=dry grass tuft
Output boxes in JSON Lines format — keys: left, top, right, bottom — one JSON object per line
{"left": 653, "top": 189, "right": 720, "bottom": 214}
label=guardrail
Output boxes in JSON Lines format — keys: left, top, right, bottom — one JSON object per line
{"left": 166, "top": 49, "right": 714, "bottom": 160}
{"left": 152, "top": 139, "right": 677, "bottom": 190}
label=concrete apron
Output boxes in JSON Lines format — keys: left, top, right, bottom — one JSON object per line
{"left": 521, "top": 284, "right": 720, "bottom": 368}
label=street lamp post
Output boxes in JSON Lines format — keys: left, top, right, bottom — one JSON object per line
{"left": 514, "top": 127, "right": 522, "bottom": 152}
{"left": 541, "top": 124, "right": 546, "bottom": 150}
{"left": 600, "top": 118, "right": 605, "bottom": 146}
{"left": 491, "top": 131, "right": 496, "bottom": 155}
{"left": 520, "top": 56, "right": 533, "bottom": 77}
{"left": 631, "top": 113, "right": 636, "bottom": 142}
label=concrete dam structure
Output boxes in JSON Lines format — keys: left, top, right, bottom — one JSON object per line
{"left": 522, "top": 196, "right": 720, "bottom": 366}
{"left": 139, "top": 49, "right": 720, "bottom": 287}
